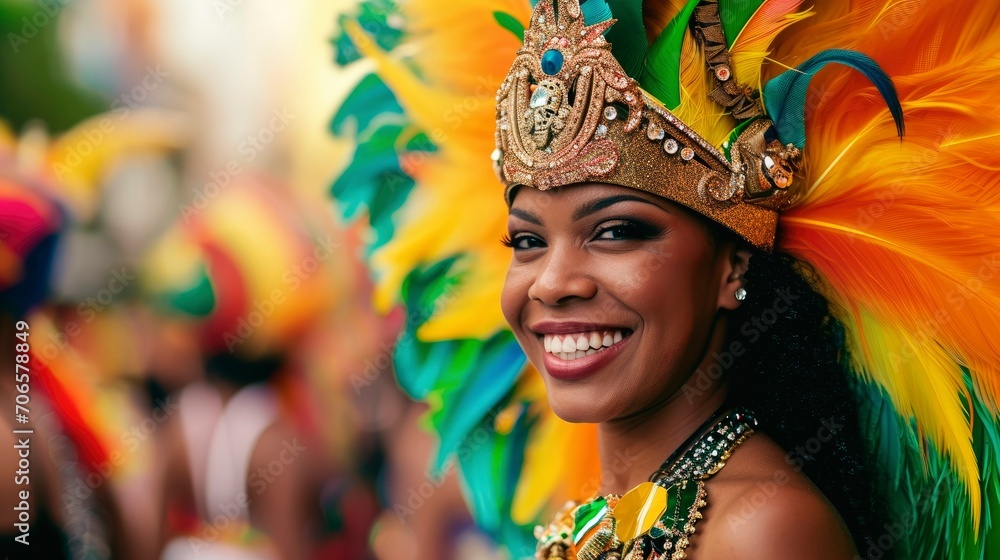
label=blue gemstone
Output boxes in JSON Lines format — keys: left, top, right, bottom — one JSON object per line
{"left": 541, "top": 49, "right": 564, "bottom": 75}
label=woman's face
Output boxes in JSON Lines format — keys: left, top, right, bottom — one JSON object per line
{"left": 501, "top": 183, "right": 743, "bottom": 423}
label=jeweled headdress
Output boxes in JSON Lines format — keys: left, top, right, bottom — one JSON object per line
{"left": 332, "top": 0, "right": 1000, "bottom": 557}
{"left": 495, "top": 0, "right": 901, "bottom": 250}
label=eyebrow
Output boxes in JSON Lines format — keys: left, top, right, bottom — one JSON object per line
{"left": 509, "top": 207, "right": 543, "bottom": 225}
{"left": 509, "top": 193, "right": 667, "bottom": 225}
{"left": 571, "top": 194, "right": 666, "bottom": 221}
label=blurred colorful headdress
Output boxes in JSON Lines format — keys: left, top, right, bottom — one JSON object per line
{"left": 495, "top": 0, "right": 901, "bottom": 249}
{"left": 144, "top": 180, "right": 336, "bottom": 359}
{"left": 332, "top": 0, "right": 1000, "bottom": 557}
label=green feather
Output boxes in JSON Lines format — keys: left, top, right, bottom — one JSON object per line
{"left": 330, "top": 123, "right": 424, "bottom": 250}
{"left": 165, "top": 265, "right": 215, "bottom": 317}
{"left": 493, "top": 11, "right": 525, "bottom": 40}
{"left": 854, "top": 372, "right": 988, "bottom": 559}
{"left": 330, "top": 73, "right": 403, "bottom": 137}
{"left": 456, "top": 402, "right": 538, "bottom": 556}
{"left": 718, "top": 0, "right": 765, "bottom": 47}
{"left": 580, "top": 0, "right": 613, "bottom": 26}
{"left": 604, "top": 0, "right": 648, "bottom": 79}
{"left": 332, "top": 0, "right": 405, "bottom": 67}
{"left": 721, "top": 118, "right": 757, "bottom": 159}
{"left": 639, "top": 0, "right": 700, "bottom": 110}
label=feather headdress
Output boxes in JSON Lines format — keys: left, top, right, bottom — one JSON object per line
{"left": 331, "top": 0, "right": 1000, "bottom": 556}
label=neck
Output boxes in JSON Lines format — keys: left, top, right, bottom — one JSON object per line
{"left": 596, "top": 321, "right": 730, "bottom": 496}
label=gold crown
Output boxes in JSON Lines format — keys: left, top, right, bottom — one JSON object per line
{"left": 493, "top": 0, "right": 803, "bottom": 250}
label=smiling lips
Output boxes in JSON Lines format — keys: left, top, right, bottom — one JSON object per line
{"left": 543, "top": 329, "right": 625, "bottom": 360}
{"left": 533, "top": 326, "right": 632, "bottom": 380}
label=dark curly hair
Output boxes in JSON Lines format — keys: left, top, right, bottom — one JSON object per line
{"left": 714, "top": 238, "right": 889, "bottom": 558}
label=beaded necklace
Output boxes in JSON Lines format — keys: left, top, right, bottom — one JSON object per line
{"left": 534, "top": 408, "right": 757, "bottom": 560}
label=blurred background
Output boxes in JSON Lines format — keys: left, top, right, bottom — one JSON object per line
{"left": 0, "top": 0, "right": 503, "bottom": 558}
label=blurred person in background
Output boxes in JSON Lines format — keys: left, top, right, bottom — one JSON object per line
{"left": 0, "top": 127, "right": 125, "bottom": 559}
{"left": 0, "top": 153, "right": 81, "bottom": 559}
{"left": 143, "top": 180, "right": 336, "bottom": 559}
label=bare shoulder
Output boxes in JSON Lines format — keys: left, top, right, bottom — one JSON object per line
{"left": 687, "top": 433, "right": 857, "bottom": 560}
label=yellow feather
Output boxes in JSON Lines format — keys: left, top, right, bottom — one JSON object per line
{"left": 511, "top": 369, "right": 601, "bottom": 524}
{"left": 729, "top": 0, "right": 813, "bottom": 91}
{"left": 779, "top": 38, "right": 1000, "bottom": 528}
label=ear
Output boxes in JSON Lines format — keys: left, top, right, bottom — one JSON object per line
{"left": 717, "top": 245, "right": 752, "bottom": 311}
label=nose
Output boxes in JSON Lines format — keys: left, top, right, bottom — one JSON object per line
{"left": 527, "top": 245, "right": 598, "bottom": 306}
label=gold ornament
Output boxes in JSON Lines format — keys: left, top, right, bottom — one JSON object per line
{"left": 496, "top": 0, "right": 801, "bottom": 250}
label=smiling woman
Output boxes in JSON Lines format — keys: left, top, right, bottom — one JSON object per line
{"left": 502, "top": 185, "right": 740, "bottom": 421}
{"left": 331, "top": 0, "right": 1000, "bottom": 558}
{"left": 501, "top": 181, "right": 871, "bottom": 559}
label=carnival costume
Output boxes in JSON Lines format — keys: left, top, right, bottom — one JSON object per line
{"left": 331, "top": 0, "right": 1000, "bottom": 557}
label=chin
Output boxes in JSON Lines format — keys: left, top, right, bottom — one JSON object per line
{"left": 542, "top": 376, "right": 622, "bottom": 424}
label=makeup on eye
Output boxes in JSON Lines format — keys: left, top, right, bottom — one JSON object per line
{"left": 592, "top": 218, "right": 664, "bottom": 241}
{"left": 501, "top": 232, "right": 545, "bottom": 250}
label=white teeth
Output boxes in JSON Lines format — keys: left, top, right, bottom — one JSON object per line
{"left": 561, "top": 337, "right": 576, "bottom": 353}
{"left": 542, "top": 329, "right": 628, "bottom": 360}
{"left": 589, "top": 332, "right": 602, "bottom": 348}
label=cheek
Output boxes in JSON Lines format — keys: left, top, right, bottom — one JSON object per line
{"left": 500, "top": 263, "right": 529, "bottom": 330}
{"left": 622, "top": 252, "right": 716, "bottom": 374}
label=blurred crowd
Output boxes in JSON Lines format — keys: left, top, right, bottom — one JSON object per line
{"left": 0, "top": 1, "right": 501, "bottom": 558}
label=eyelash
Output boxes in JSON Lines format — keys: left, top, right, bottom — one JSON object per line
{"left": 594, "top": 219, "right": 660, "bottom": 241}
{"left": 501, "top": 219, "right": 661, "bottom": 249}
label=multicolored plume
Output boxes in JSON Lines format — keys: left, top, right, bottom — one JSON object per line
{"left": 330, "top": 0, "right": 1000, "bottom": 557}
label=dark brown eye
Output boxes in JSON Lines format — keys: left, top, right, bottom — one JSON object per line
{"left": 594, "top": 220, "right": 660, "bottom": 241}
{"left": 502, "top": 233, "right": 545, "bottom": 250}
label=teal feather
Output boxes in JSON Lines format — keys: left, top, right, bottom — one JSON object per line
{"left": 762, "top": 49, "right": 904, "bottom": 150}
{"left": 639, "top": 0, "right": 700, "bottom": 110}
{"left": 330, "top": 73, "right": 403, "bottom": 137}
{"left": 718, "top": 0, "right": 765, "bottom": 47}
{"left": 393, "top": 260, "right": 526, "bottom": 470}
{"left": 603, "top": 1, "right": 647, "bottom": 79}
{"left": 456, "top": 402, "right": 538, "bottom": 557}
{"left": 332, "top": 0, "right": 405, "bottom": 67}
{"left": 855, "top": 366, "right": 1000, "bottom": 558}
{"left": 330, "top": 123, "right": 434, "bottom": 249}
{"left": 391, "top": 259, "right": 534, "bottom": 551}
{"left": 425, "top": 335, "right": 525, "bottom": 470}
{"left": 579, "top": 0, "right": 613, "bottom": 26}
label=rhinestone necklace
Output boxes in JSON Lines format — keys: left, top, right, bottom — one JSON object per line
{"left": 534, "top": 408, "right": 758, "bottom": 560}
